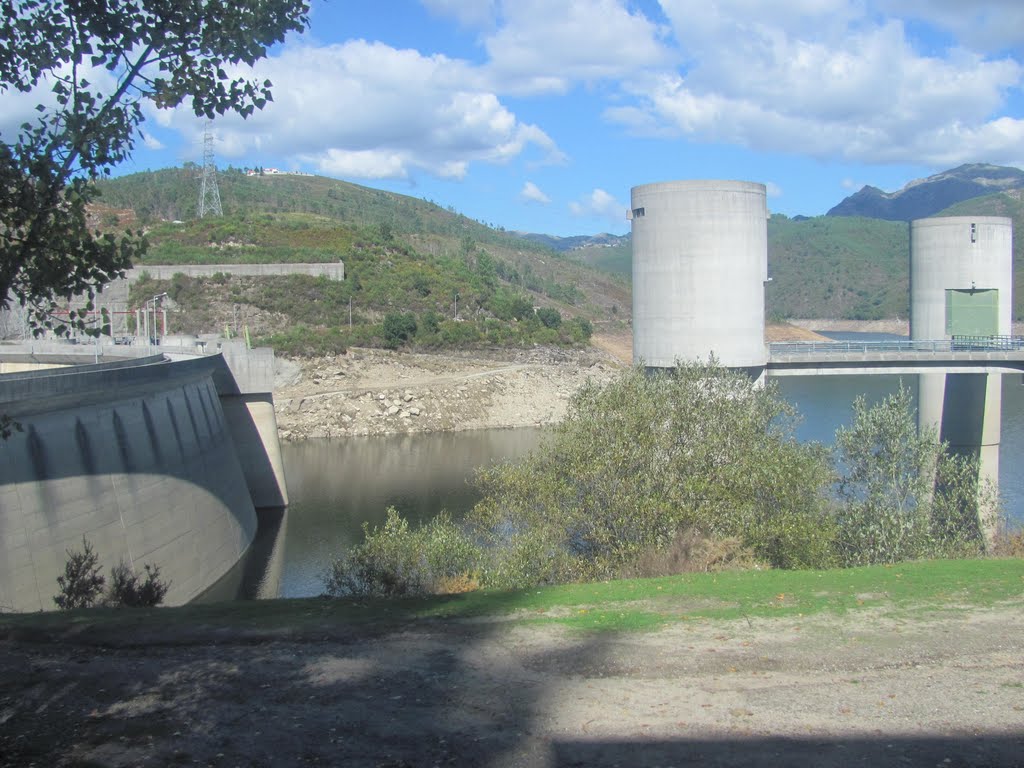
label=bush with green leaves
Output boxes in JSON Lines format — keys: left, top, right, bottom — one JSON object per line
{"left": 832, "top": 386, "right": 992, "bottom": 565}
{"left": 53, "top": 538, "right": 106, "bottom": 610}
{"left": 54, "top": 539, "right": 170, "bottom": 610}
{"left": 107, "top": 562, "right": 170, "bottom": 608}
{"left": 325, "top": 508, "right": 480, "bottom": 598}
{"left": 468, "top": 361, "right": 835, "bottom": 588}
{"left": 382, "top": 311, "right": 418, "bottom": 349}
{"left": 535, "top": 306, "right": 562, "bottom": 329}
{"left": 323, "top": 366, "right": 1000, "bottom": 598}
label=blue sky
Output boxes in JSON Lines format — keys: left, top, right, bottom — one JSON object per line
{"left": 7, "top": 0, "right": 1024, "bottom": 236}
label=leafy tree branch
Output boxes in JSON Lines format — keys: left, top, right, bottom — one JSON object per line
{"left": 0, "top": 0, "right": 310, "bottom": 335}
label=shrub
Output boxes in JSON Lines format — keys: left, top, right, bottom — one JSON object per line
{"left": 566, "top": 316, "right": 593, "bottom": 344}
{"left": 618, "top": 528, "right": 765, "bottom": 579}
{"left": 535, "top": 306, "right": 562, "bottom": 329}
{"left": 382, "top": 311, "right": 417, "bottom": 349}
{"left": 991, "top": 527, "right": 1024, "bottom": 557}
{"left": 54, "top": 540, "right": 170, "bottom": 610}
{"left": 54, "top": 538, "right": 105, "bottom": 610}
{"left": 832, "top": 386, "right": 992, "bottom": 565}
{"left": 468, "top": 362, "right": 834, "bottom": 588}
{"left": 107, "top": 561, "right": 170, "bottom": 607}
{"left": 324, "top": 508, "right": 480, "bottom": 598}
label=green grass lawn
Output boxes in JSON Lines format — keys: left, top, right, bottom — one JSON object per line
{"left": 3, "top": 558, "right": 1021, "bottom": 643}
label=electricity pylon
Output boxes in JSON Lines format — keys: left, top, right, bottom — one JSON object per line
{"left": 198, "top": 120, "right": 222, "bottom": 218}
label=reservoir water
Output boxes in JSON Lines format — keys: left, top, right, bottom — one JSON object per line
{"left": 224, "top": 353, "right": 1024, "bottom": 600}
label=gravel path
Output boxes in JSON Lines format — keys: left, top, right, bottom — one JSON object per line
{"left": 2, "top": 602, "right": 1022, "bottom": 767}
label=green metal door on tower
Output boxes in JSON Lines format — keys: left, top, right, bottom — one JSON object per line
{"left": 945, "top": 289, "right": 999, "bottom": 336}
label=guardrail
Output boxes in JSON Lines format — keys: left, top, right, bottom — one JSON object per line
{"left": 768, "top": 336, "right": 1024, "bottom": 356}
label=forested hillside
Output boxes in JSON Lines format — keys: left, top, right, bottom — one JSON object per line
{"left": 766, "top": 215, "right": 909, "bottom": 320}
{"left": 97, "top": 168, "right": 629, "bottom": 355}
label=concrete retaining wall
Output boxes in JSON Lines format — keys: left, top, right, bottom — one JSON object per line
{"left": 0, "top": 355, "right": 258, "bottom": 612}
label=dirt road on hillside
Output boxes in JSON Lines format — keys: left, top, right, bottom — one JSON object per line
{"left": 2, "top": 602, "right": 1022, "bottom": 767}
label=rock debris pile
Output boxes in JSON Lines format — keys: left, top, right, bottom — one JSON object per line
{"left": 273, "top": 345, "right": 622, "bottom": 440}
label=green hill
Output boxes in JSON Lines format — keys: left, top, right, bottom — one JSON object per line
{"left": 555, "top": 215, "right": 913, "bottom": 320}
{"left": 95, "top": 168, "right": 630, "bottom": 355}
{"left": 767, "top": 214, "right": 909, "bottom": 320}
{"left": 96, "top": 168, "right": 1024, "bottom": 332}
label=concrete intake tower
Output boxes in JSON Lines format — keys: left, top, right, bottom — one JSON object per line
{"left": 630, "top": 180, "right": 768, "bottom": 374}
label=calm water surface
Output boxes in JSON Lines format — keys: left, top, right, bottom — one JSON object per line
{"left": 277, "top": 428, "right": 546, "bottom": 597}
{"left": 233, "top": 342, "right": 1024, "bottom": 600}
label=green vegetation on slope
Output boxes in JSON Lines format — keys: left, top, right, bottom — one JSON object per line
{"left": 130, "top": 223, "right": 594, "bottom": 354}
{"left": 100, "top": 167, "right": 629, "bottom": 353}
{"left": 767, "top": 214, "right": 910, "bottom": 320}
{"left": 100, "top": 168, "right": 1024, "bottom": 326}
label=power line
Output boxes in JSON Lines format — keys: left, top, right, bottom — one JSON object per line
{"left": 198, "top": 120, "right": 222, "bottom": 218}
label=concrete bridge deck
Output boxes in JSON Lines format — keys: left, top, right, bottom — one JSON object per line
{"left": 766, "top": 338, "right": 1024, "bottom": 376}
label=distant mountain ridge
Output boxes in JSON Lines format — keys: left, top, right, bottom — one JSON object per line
{"left": 514, "top": 232, "right": 630, "bottom": 252}
{"left": 827, "top": 163, "right": 1024, "bottom": 221}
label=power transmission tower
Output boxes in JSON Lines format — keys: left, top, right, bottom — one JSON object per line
{"left": 198, "top": 120, "right": 222, "bottom": 218}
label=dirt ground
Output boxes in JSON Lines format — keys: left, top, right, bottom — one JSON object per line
{"left": 1, "top": 601, "right": 1022, "bottom": 767}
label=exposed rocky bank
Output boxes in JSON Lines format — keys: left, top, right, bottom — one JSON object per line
{"left": 273, "top": 343, "right": 624, "bottom": 441}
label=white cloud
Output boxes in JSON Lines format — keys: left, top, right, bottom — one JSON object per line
{"left": 604, "top": 1, "right": 1024, "bottom": 167}
{"left": 841, "top": 178, "right": 861, "bottom": 190}
{"left": 156, "top": 41, "right": 565, "bottom": 181}
{"left": 520, "top": 181, "right": 551, "bottom": 204}
{"left": 879, "top": 0, "right": 1024, "bottom": 51}
{"left": 569, "top": 188, "right": 627, "bottom": 222}
{"left": 140, "top": 131, "right": 165, "bottom": 151}
{"left": 765, "top": 181, "right": 782, "bottom": 198}
{"left": 483, "top": 0, "right": 674, "bottom": 94}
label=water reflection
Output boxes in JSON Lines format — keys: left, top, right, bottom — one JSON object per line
{"left": 278, "top": 427, "right": 547, "bottom": 597}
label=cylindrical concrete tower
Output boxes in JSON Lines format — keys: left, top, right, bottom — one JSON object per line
{"left": 910, "top": 216, "right": 1013, "bottom": 341}
{"left": 910, "top": 216, "right": 1013, "bottom": 544}
{"left": 631, "top": 180, "right": 767, "bottom": 370}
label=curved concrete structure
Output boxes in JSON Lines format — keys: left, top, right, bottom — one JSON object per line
{"left": 0, "top": 348, "right": 286, "bottom": 612}
{"left": 910, "top": 216, "right": 1013, "bottom": 541}
{"left": 631, "top": 180, "right": 768, "bottom": 370}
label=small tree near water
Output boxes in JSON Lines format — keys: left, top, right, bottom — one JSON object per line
{"left": 54, "top": 538, "right": 105, "bottom": 609}
{"left": 833, "top": 386, "right": 993, "bottom": 565}
{"left": 54, "top": 538, "right": 170, "bottom": 609}
{"left": 108, "top": 561, "right": 170, "bottom": 607}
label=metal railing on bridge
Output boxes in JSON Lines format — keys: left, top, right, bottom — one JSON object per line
{"left": 768, "top": 335, "right": 1024, "bottom": 357}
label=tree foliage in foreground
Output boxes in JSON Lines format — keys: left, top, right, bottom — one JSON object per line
{"left": 53, "top": 537, "right": 169, "bottom": 608}
{"left": 0, "top": 0, "right": 309, "bottom": 335}
{"left": 325, "top": 363, "right": 1001, "bottom": 597}
{"left": 468, "top": 363, "right": 836, "bottom": 588}
{"left": 833, "top": 386, "right": 991, "bottom": 565}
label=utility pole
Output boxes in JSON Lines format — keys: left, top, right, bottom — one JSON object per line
{"left": 198, "top": 119, "right": 223, "bottom": 218}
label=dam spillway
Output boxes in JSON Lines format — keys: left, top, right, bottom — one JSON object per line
{"left": 0, "top": 344, "right": 287, "bottom": 612}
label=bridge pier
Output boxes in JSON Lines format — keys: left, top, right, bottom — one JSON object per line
{"left": 919, "top": 372, "right": 1001, "bottom": 542}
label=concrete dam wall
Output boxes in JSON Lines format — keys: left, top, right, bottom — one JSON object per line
{"left": 0, "top": 349, "right": 281, "bottom": 612}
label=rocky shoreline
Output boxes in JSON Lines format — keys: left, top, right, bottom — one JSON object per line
{"left": 271, "top": 319, "right": 959, "bottom": 440}
{"left": 272, "top": 343, "right": 623, "bottom": 440}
